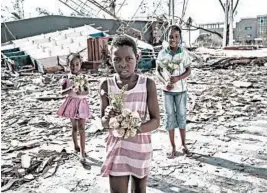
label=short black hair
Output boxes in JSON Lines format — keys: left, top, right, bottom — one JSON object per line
{"left": 168, "top": 25, "right": 182, "bottom": 35}
{"left": 111, "top": 35, "right": 138, "bottom": 55}
{"left": 66, "top": 53, "right": 82, "bottom": 65}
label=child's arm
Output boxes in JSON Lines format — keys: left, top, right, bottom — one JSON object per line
{"left": 61, "top": 87, "right": 73, "bottom": 95}
{"left": 140, "top": 78, "right": 160, "bottom": 133}
{"left": 170, "top": 67, "right": 191, "bottom": 83}
{"left": 100, "top": 80, "right": 110, "bottom": 129}
{"left": 60, "top": 78, "right": 72, "bottom": 95}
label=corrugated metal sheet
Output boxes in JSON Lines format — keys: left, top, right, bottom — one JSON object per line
{"left": 2, "top": 23, "right": 156, "bottom": 73}
{"left": 1, "top": 25, "right": 105, "bottom": 60}
{"left": 87, "top": 37, "right": 109, "bottom": 71}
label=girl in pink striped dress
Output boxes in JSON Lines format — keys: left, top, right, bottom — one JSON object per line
{"left": 100, "top": 35, "right": 160, "bottom": 193}
{"left": 57, "top": 53, "right": 90, "bottom": 162}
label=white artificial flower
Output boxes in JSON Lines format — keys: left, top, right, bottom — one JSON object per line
{"left": 130, "top": 111, "right": 142, "bottom": 127}
{"left": 112, "top": 128, "right": 125, "bottom": 138}
{"left": 109, "top": 117, "right": 120, "bottom": 129}
{"left": 116, "top": 114, "right": 123, "bottom": 123}
{"left": 121, "top": 119, "right": 129, "bottom": 129}
{"left": 129, "top": 128, "right": 137, "bottom": 137}
{"left": 80, "top": 85, "right": 85, "bottom": 92}
{"left": 123, "top": 129, "right": 131, "bottom": 139}
{"left": 80, "top": 80, "right": 85, "bottom": 85}
{"left": 173, "top": 64, "right": 179, "bottom": 70}
{"left": 168, "top": 63, "right": 174, "bottom": 69}
{"left": 122, "top": 108, "right": 132, "bottom": 117}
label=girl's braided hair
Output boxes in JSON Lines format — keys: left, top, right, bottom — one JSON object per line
{"left": 66, "top": 53, "right": 82, "bottom": 66}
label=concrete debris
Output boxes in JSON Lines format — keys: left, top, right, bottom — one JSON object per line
{"left": 1, "top": 48, "right": 267, "bottom": 192}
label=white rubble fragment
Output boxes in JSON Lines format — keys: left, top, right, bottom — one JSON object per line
{"left": 21, "top": 154, "right": 31, "bottom": 169}
{"left": 233, "top": 81, "right": 252, "bottom": 88}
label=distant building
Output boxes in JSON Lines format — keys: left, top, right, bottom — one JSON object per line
{"left": 235, "top": 17, "right": 257, "bottom": 43}
{"left": 199, "top": 15, "right": 267, "bottom": 45}
{"left": 199, "top": 22, "right": 224, "bottom": 36}
{"left": 257, "top": 15, "right": 267, "bottom": 38}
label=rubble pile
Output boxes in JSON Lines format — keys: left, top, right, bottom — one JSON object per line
{"left": 187, "top": 64, "right": 267, "bottom": 123}
{"left": 1, "top": 149, "right": 70, "bottom": 192}
{"left": 1, "top": 49, "right": 267, "bottom": 192}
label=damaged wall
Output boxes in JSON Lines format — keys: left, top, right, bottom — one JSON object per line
{"left": 1, "top": 15, "right": 150, "bottom": 43}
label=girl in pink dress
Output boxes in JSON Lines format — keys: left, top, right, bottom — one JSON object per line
{"left": 57, "top": 53, "right": 90, "bottom": 161}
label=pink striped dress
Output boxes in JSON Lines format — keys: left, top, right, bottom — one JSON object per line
{"left": 57, "top": 74, "right": 90, "bottom": 120}
{"left": 101, "top": 75, "right": 152, "bottom": 178}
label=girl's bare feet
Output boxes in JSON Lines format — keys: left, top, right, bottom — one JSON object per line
{"left": 181, "top": 145, "right": 189, "bottom": 154}
{"left": 80, "top": 153, "right": 91, "bottom": 168}
{"left": 75, "top": 146, "right": 80, "bottom": 153}
{"left": 167, "top": 149, "right": 179, "bottom": 159}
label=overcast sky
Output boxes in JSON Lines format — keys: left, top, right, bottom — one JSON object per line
{"left": 2, "top": 0, "right": 267, "bottom": 24}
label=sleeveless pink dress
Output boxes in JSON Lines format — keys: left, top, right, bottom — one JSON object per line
{"left": 101, "top": 75, "right": 152, "bottom": 178}
{"left": 57, "top": 74, "right": 90, "bottom": 120}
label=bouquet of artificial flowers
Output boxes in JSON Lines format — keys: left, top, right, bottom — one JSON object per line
{"left": 100, "top": 85, "right": 142, "bottom": 139}
{"left": 157, "top": 60, "right": 181, "bottom": 78}
{"left": 156, "top": 59, "right": 182, "bottom": 86}
{"left": 71, "top": 74, "right": 89, "bottom": 93}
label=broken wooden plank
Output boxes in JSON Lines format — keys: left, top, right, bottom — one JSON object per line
{"left": 1, "top": 179, "right": 18, "bottom": 192}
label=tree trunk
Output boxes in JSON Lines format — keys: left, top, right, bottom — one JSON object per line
{"left": 223, "top": 0, "right": 229, "bottom": 47}
{"left": 229, "top": 0, "right": 234, "bottom": 46}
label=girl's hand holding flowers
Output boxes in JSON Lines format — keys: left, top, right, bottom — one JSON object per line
{"left": 169, "top": 76, "right": 181, "bottom": 84}
{"left": 157, "top": 59, "right": 182, "bottom": 88}
{"left": 100, "top": 85, "right": 142, "bottom": 139}
{"left": 71, "top": 74, "right": 89, "bottom": 94}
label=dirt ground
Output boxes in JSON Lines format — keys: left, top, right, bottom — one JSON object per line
{"left": 1, "top": 56, "right": 267, "bottom": 193}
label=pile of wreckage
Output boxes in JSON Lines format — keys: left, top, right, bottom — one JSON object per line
{"left": 1, "top": 45, "right": 267, "bottom": 192}
{"left": 2, "top": 23, "right": 267, "bottom": 77}
{"left": 1, "top": 24, "right": 156, "bottom": 75}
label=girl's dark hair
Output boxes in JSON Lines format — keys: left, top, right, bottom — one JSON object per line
{"left": 111, "top": 35, "right": 138, "bottom": 55}
{"left": 66, "top": 53, "right": 82, "bottom": 66}
{"left": 165, "top": 25, "right": 183, "bottom": 45}
{"left": 167, "top": 25, "right": 182, "bottom": 35}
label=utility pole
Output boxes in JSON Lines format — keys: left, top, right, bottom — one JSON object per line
{"left": 168, "top": 0, "right": 175, "bottom": 25}
{"left": 172, "top": 0, "right": 175, "bottom": 25}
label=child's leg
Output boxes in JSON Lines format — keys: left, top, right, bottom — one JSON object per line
{"left": 77, "top": 118, "right": 86, "bottom": 158}
{"left": 109, "top": 175, "right": 129, "bottom": 193}
{"left": 163, "top": 92, "right": 178, "bottom": 158}
{"left": 179, "top": 129, "right": 188, "bottom": 153}
{"left": 168, "top": 129, "right": 176, "bottom": 152}
{"left": 70, "top": 119, "right": 79, "bottom": 151}
{"left": 175, "top": 92, "right": 189, "bottom": 154}
{"left": 131, "top": 176, "right": 147, "bottom": 193}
